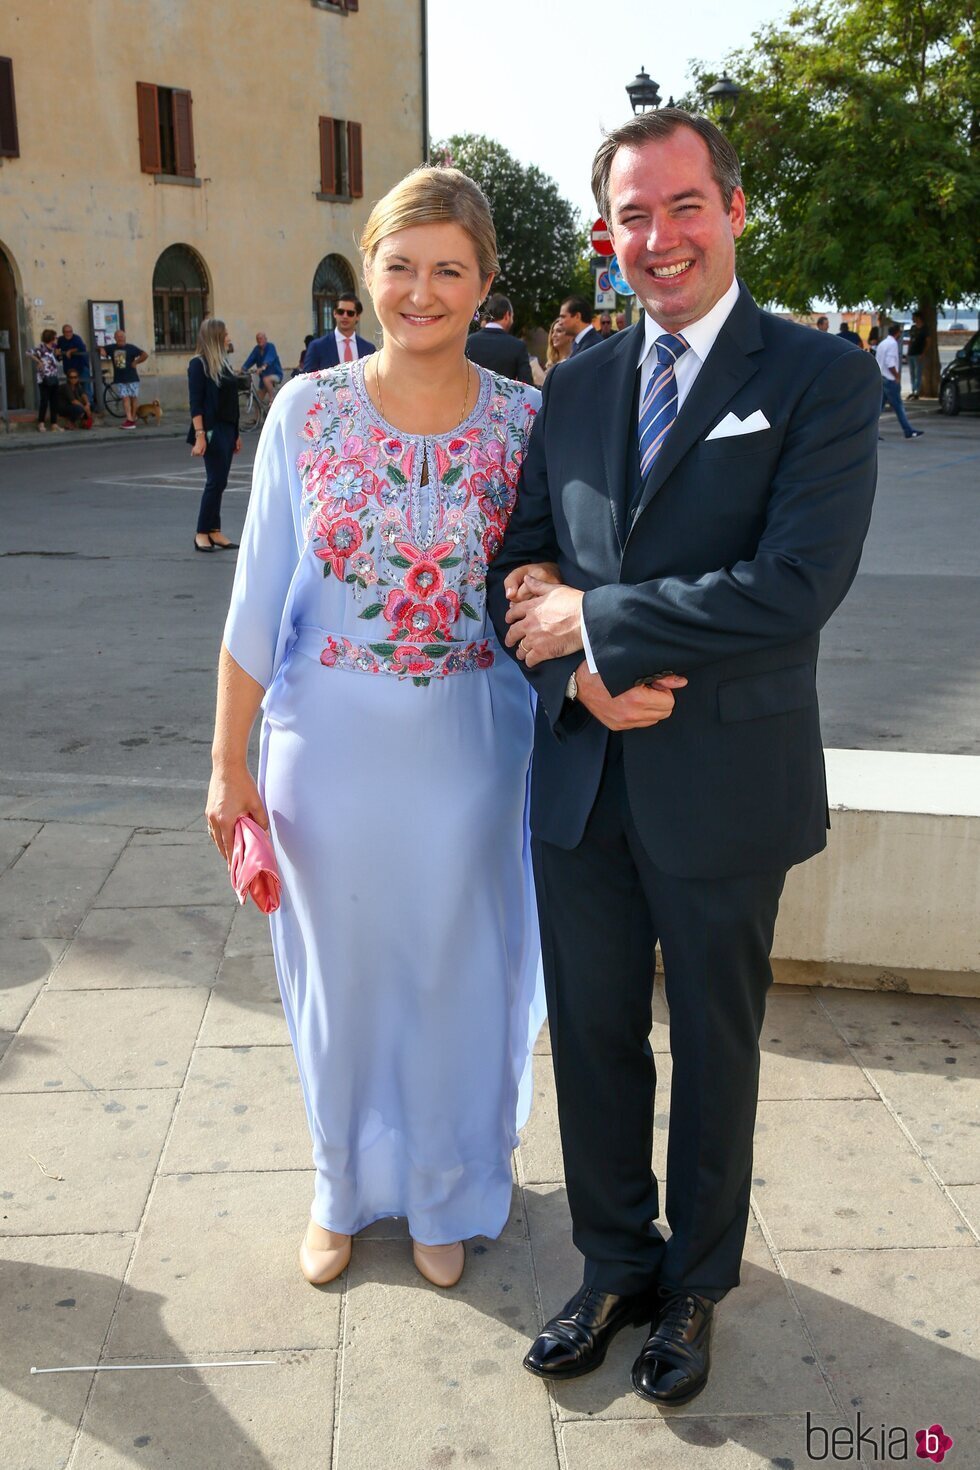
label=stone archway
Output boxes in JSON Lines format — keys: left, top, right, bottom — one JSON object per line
{"left": 0, "top": 241, "right": 26, "bottom": 409}
{"left": 312, "top": 253, "right": 356, "bottom": 336}
{"left": 152, "top": 244, "right": 210, "bottom": 352}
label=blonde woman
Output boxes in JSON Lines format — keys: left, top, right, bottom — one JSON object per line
{"left": 206, "top": 168, "right": 545, "bottom": 1289}
{"left": 188, "top": 318, "right": 241, "bottom": 553}
{"left": 544, "top": 317, "right": 571, "bottom": 376}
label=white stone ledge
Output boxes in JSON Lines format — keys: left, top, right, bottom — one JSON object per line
{"left": 772, "top": 750, "right": 979, "bottom": 997}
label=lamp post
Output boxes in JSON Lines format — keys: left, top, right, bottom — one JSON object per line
{"left": 625, "top": 67, "right": 662, "bottom": 114}
{"left": 705, "top": 74, "right": 742, "bottom": 126}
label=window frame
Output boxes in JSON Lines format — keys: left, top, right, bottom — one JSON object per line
{"left": 136, "top": 81, "right": 196, "bottom": 181}
{"left": 317, "top": 116, "right": 363, "bottom": 203}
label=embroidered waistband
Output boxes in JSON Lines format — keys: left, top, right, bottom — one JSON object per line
{"left": 293, "top": 626, "right": 495, "bottom": 684}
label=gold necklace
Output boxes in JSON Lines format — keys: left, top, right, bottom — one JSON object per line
{"left": 374, "top": 356, "right": 471, "bottom": 431}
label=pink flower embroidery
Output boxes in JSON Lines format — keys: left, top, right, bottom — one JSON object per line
{"left": 315, "top": 516, "right": 363, "bottom": 578}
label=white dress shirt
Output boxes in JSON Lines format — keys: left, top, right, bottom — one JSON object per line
{"left": 875, "top": 335, "right": 899, "bottom": 381}
{"left": 335, "top": 327, "right": 360, "bottom": 361}
{"left": 579, "top": 276, "right": 740, "bottom": 676}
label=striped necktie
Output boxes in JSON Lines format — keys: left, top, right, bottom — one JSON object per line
{"left": 638, "top": 332, "right": 690, "bottom": 478}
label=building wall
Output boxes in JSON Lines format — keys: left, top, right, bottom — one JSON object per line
{"left": 0, "top": 0, "right": 425, "bottom": 407}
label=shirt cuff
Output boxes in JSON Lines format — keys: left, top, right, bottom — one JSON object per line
{"left": 580, "top": 605, "right": 599, "bottom": 675}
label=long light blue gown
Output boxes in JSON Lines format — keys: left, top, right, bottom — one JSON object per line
{"left": 223, "top": 360, "right": 544, "bottom": 1244}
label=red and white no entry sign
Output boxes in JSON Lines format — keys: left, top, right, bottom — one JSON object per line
{"left": 590, "top": 217, "right": 614, "bottom": 256}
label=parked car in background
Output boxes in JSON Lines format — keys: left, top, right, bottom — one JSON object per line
{"left": 938, "top": 331, "right": 980, "bottom": 415}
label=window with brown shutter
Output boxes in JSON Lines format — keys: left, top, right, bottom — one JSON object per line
{"left": 319, "top": 116, "right": 337, "bottom": 195}
{"left": 0, "top": 57, "right": 19, "bottom": 158}
{"left": 137, "top": 81, "right": 162, "bottom": 173}
{"left": 137, "top": 81, "right": 196, "bottom": 181}
{"left": 173, "top": 90, "right": 195, "bottom": 177}
{"left": 317, "top": 116, "right": 363, "bottom": 202}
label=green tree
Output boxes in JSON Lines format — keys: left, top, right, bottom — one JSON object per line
{"left": 433, "top": 134, "right": 584, "bottom": 331}
{"left": 688, "top": 0, "right": 979, "bottom": 394}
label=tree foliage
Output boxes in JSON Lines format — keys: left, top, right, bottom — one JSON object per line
{"left": 687, "top": 0, "right": 978, "bottom": 390}
{"left": 433, "top": 135, "right": 584, "bottom": 330}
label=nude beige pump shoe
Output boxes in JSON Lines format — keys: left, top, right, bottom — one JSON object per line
{"left": 412, "top": 1240, "right": 465, "bottom": 1288}
{"left": 299, "top": 1223, "right": 352, "bottom": 1285}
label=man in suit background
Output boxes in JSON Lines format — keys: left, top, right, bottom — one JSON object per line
{"left": 487, "top": 110, "right": 880, "bottom": 1406}
{"left": 560, "top": 294, "right": 603, "bottom": 355}
{"left": 304, "top": 293, "right": 377, "bottom": 371}
{"left": 465, "top": 293, "right": 534, "bottom": 383}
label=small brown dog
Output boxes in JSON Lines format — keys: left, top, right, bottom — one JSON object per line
{"left": 135, "top": 400, "right": 163, "bottom": 424}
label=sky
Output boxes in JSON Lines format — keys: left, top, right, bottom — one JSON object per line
{"left": 427, "top": 0, "right": 792, "bottom": 224}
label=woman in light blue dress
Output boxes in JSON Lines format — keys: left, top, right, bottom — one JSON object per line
{"left": 206, "top": 167, "right": 544, "bottom": 1289}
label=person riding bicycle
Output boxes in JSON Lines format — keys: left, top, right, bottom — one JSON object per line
{"left": 240, "top": 332, "right": 282, "bottom": 405}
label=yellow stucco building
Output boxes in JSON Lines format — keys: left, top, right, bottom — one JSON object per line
{"left": 0, "top": 0, "right": 427, "bottom": 410}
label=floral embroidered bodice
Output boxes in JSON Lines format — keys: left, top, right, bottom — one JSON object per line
{"left": 292, "top": 360, "right": 539, "bottom": 682}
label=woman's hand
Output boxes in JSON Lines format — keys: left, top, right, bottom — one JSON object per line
{"left": 206, "top": 762, "right": 268, "bottom": 865}
{"left": 191, "top": 433, "right": 207, "bottom": 458}
{"left": 503, "top": 561, "right": 562, "bottom": 604}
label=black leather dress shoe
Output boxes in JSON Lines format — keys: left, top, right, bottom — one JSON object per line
{"left": 524, "top": 1284, "right": 657, "bottom": 1380}
{"left": 631, "top": 1291, "right": 714, "bottom": 1406}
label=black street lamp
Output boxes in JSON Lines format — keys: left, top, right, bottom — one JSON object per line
{"left": 626, "top": 67, "right": 662, "bottom": 114}
{"left": 705, "top": 74, "right": 742, "bottom": 125}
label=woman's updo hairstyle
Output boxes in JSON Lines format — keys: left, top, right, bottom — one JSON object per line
{"left": 359, "top": 166, "right": 499, "bottom": 283}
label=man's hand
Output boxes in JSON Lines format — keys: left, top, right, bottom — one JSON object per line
{"left": 575, "top": 663, "right": 688, "bottom": 731}
{"left": 503, "top": 561, "right": 562, "bottom": 604}
{"left": 505, "top": 576, "right": 584, "bottom": 666}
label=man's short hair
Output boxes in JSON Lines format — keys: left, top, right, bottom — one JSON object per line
{"left": 561, "top": 295, "right": 593, "bottom": 324}
{"left": 483, "top": 293, "right": 512, "bottom": 322}
{"left": 887, "top": 321, "right": 902, "bottom": 337}
{"left": 591, "top": 107, "right": 742, "bottom": 224}
{"left": 816, "top": 316, "right": 829, "bottom": 328}
{"left": 336, "top": 294, "right": 363, "bottom": 314}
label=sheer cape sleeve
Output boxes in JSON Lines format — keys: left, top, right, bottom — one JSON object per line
{"left": 222, "top": 378, "right": 308, "bottom": 688}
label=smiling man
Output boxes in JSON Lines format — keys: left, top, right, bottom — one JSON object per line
{"left": 486, "top": 110, "right": 881, "bottom": 1406}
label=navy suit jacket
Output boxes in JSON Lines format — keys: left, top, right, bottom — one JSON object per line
{"left": 304, "top": 331, "right": 376, "bottom": 371}
{"left": 465, "top": 326, "right": 534, "bottom": 384}
{"left": 487, "top": 283, "right": 881, "bottom": 880}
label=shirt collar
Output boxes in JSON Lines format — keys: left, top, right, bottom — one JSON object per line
{"left": 638, "top": 275, "right": 740, "bottom": 368}
{"left": 484, "top": 322, "right": 504, "bottom": 331}
{"left": 574, "top": 325, "right": 593, "bottom": 344}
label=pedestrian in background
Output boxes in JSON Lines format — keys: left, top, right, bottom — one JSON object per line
{"left": 294, "top": 334, "right": 315, "bottom": 376}
{"left": 99, "top": 330, "right": 148, "bottom": 429}
{"left": 876, "top": 322, "right": 923, "bottom": 439}
{"left": 838, "top": 321, "right": 862, "bottom": 348}
{"left": 57, "top": 324, "right": 92, "bottom": 401}
{"left": 188, "top": 318, "right": 241, "bottom": 553}
{"left": 304, "top": 295, "right": 376, "bottom": 371}
{"left": 28, "top": 330, "right": 62, "bottom": 432}
{"left": 57, "top": 368, "right": 93, "bottom": 429}
{"left": 866, "top": 325, "right": 880, "bottom": 353}
{"left": 907, "top": 310, "right": 929, "bottom": 399}
{"left": 241, "top": 332, "right": 283, "bottom": 404}
{"left": 559, "top": 295, "right": 602, "bottom": 355}
{"left": 815, "top": 315, "right": 829, "bottom": 331}
{"left": 597, "top": 312, "right": 614, "bottom": 338}
{"left": 544, "top": 317, "right": 571, "bottom": 377}
{"left": 465, "top": 293, "right": 534, "bottom": 384}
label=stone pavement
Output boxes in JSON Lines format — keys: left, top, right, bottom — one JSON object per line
{"left": 0, "top": 783, "right": 977, "bottom": 1470}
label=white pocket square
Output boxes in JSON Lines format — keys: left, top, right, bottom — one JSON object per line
{"left": 705, "top": 409, "right": 771, "bottom": 441}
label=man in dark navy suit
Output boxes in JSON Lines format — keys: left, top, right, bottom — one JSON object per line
{"left": 487, "top": 110, "right": 879, "bottom": 1406}
{"left": 304, "top": 293, "right": 377, "bottom": 371}
{"left": 560, "top": 294, "right": 603, "bottom": 355}
{"left": 465, "top": 293, "right": 534, "bottom": 383}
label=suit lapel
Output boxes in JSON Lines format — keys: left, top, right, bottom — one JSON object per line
{"left": 596, "top": 319, "right": 645, "bottom": 549}
{"left": 627, "top": 285, "right": 765, "bottom": 536}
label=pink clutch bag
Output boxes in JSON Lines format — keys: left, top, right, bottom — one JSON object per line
{"left": 230, "top": 815, "right": 282, "bottom": 914}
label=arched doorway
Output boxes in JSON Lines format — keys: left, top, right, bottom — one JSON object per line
{"left": 0, "top": 242, "right": 26, "bottom": 409}
{"left": 312, "top": 253, "right": 356, "bottom": 336}
{"left": 152, "top": 244, "right": 210, "bottom": 351}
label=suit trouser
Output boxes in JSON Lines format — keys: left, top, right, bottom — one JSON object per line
{"left": 531, "top": 744, "right": 785, "bottom": 1301}
{"left": 196, "top": 422, "right": 237, "bottom": 535}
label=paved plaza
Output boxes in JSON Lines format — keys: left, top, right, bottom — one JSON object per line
{"left": 1, "top": 408, "right": 977, "bottom": 1467}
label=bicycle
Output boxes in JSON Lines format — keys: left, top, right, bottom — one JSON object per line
{"left": 238, "top": 369, "right": 276, "bottom": 432}
{"left": 100, "top": 370, "right": 125, "bottom": 419}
